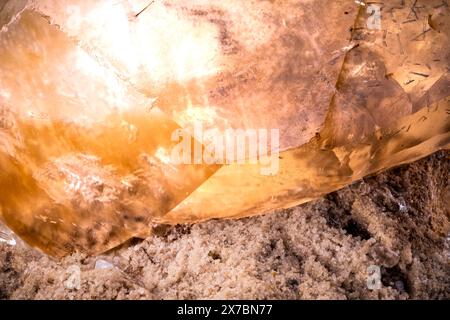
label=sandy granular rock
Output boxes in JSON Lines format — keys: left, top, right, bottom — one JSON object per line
{"left": 1, "top": 151, "right": 449, "bottom": 300}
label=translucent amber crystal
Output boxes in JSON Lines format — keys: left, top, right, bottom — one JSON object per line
{"left": 0, "top": 9, "right": 218, "bottom": 256}
{"left": 162, "top": 0, "right": 450, "bottom": 222}
{"left": 0, "top": 0, "right": 449, "bottom": 256}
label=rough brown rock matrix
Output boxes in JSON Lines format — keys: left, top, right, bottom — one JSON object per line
{"left": 1, "top": 151, "right": 448, "bottom": 300}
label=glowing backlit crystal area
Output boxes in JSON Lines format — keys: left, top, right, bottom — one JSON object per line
{"left": 0, "top": 0, "right": 449, "bottom": 256}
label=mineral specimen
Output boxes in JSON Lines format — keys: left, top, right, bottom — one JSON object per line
{"left": 0, "top": 0, "right": 449, "bottom": 256}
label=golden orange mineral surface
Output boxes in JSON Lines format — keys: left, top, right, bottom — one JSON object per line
{"left": 0, "top": 0, "right": 449, "bottom": 256}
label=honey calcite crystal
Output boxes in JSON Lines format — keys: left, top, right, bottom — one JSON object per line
{"left": 0, "top": 8, "right": 218, "bottom": 256}
{"left": 0, "top": 0, "right": 449, "bottom": 256}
